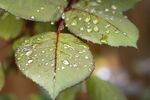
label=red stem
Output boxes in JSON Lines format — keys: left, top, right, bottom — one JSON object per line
{"left": 54, "top": 0, "right": 76, "bottom": 75}
{"left": 57, "top": 19, "right": 64, "bottom": 34}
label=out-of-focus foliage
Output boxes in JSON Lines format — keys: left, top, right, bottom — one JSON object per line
{"left": 0, "top": 13, "right": 23, "bottom": 40}
{"left": 0, "top": 63, "right": 5, "bottom": 91}
{"left": 86, "top": 76, "right": 127, "bottom": 100}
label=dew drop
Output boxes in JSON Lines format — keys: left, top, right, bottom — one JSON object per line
{"left": 28, "top": 59, "right": 33, "bottom": 64}
{"left": 106, "top": 30, "right": 110, "bottom": 33}
{"left": 62, "top": 13, "right": 65, "bottom": 19}
{"left": 115, "top": 30, "right": 119, "bottom": 33}
{"left": 25, "top": 50, "right": 32, "bottom": 56}
{"left": 105, "top": 8, "right": 109, "bottom": 12}
{"left": 97, "top": 0, "right": 102, "bottom": 3}
{"left": 71, "top": 21, "right": 77, "bottom": 26}
{"left": 123, "top": 32, "right": 127, "bottom": 35}
{"left": 89, "top": 68, "right": 92, "bottom": 72}
{"left": 80, "top": 27, "right": 84, "bottom": 31}
{"left": 63, "top": 60, "right": 69, "bottom": 65}
{"left": 85, "top": 17, "right": 91, "bottom": 22}
{"left": 40, "top": 7, "right": 44, "bottom": 10}
{"left": 61, "top": 66, "right": 65, "bottom": 70}
{"left": 42, "top": 50, "right": 45, "bottom": 53}
{"left": 75, "top": 55, "right": 79, "bottom": 58}
{"left": 93, "top": 19, "right": 98, "bottom": 24}
{"left": 78, "top": 17, "right": 82, "bottom": 20}
{"left": 73, "top": 64, "right": 78, "bottom": 67}
{"left": 45, "top": 63, "right": 48, "bottom": 65}
{"left": 37, "top": 9, "right": 40, "bottom": 12}
{"left": 105, "top": 24, "right": 110, "bottom": 29}
{"left": 94, "top": 26, "right": 99, "bottom": 32}
{"left": 111, "top": 5, "right": 117, "bottom": 10}
{"left": 85, "top": 56, "right": 89, "bottom": 59}
{"left": 31, "top": 16, "right": 35, "bottom": 19}
{"left": 87, "top": 29, "right": 92, "bottom": 33}
{"left": 51, "top": 22, "right": 54, "bottom": 25}
{"left": 38, "top": 75, "right": 41, "bottom": 78}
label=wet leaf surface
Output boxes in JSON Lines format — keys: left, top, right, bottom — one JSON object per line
{"left": 15, "top": 32, "right": 94, "bottom": 99}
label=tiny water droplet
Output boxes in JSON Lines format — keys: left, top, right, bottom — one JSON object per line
{"left": 85, "top": 17, "right": 91, "bottom": 22}
{"left": 94, "top": 26, "right": 99, "bottom": 32}
{"left": 87, "top": 29, "right": 92, "bottom": 32}
{"left": 111, "top": 5, "right": 117, "bottom": 10}
{"left": 93, "top": 19, "right": 98, "bottom": 24}
{"left": 63, "top": 60, "right": 69, "bottom": 65}
{"left": 80, "top": 27, "right": 84, "bottom": 31}
{"left": 28, "top": 59, "right": 33, "bottom": 64}
{"left": 61, "top": 66, "right": 65, "bottom": 70}
{"left": 25, "top": 50, "right": 32, "bottom": 56}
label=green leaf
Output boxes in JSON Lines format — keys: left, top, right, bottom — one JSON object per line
{"left": 87, "top": 76, "right": 127, "bottom": 100}
{"left": 0, "top": 95, "right": 16, "bottom": 100}
{"left": 65, "top": 1, "right": 139, "bottom": 47}
{"left": 0, "top": 13, "right": 23, "bottom": 40}
{"left": 58, "top": 85, "right": 80, "bottom": 100}
{"left": 35, "top": 22, "right": 57, "bottom": 34}
{"left": 75, "top": 0, "right": 140, "bottom": 12}
{"left": 31, "top": 85, "right": 79, "bottom": 100}
{"left": 0, "top": 63, "right": 5, "bottom": 91}
{"left": 0, "top": 0, "right": 67, "bottom": 22}
{"left": 15, "top": 32, "right": 94, "bottom": 99}
{"left": 39, "top": 85, "right": 80, "bottom": 100}
{"left": 13, "top": 36, "right": 29, "bottom": 51}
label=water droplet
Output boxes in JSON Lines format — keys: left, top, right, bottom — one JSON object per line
{"left": 57, "top": 6, "right": 61, "bottom": 10}
{"left": 89, "top": 68, "right": 92, "bottom": 71}
{"left": 90, "top": 9, "right": 96, "bottom": 13}
{"left": 25, "top": 50, "right": 32, "bottom": 56}
{"left": 28, "top": 59, "right": 33, "bottom": 64}
{"left": 61, "top": 66, "right": 65, "bottom": 70}
{"left": 73, "top": 64, "right": 78, "bottom": 67}
{"left": 80, "top": 27, "right": 84, "bottom": 31}
{"left": 115, "top": 30, "right": 119, "bottom": 33}
{"left": 42, "top": 50, "right": 45, "bottom": 53}
{"left": 87, "top": 29, "right": 92, "bottom": 32}
{"left": 78, "top": 17, "right": 82, "bottom": 20}
{"left": 31, "top": 16, "right": 35, "bottom": 19}
{"left": 85, "top": 56, "right": 89, "bottom": 59}
{"left": 38, "top": 75, "right": 41, "bottom": 78}
{"left": 40, "top": 7, "right": 44, "bottom": 10}
{"left": 105, "top": 24, "right": 110, "bottom": 28}
{"left": 51, "top": 22, "right": 54, "bottom": 25}
{"left": 105, "top": 8, "right": 109, "bottom": 12}
{"left": 106, "top": 30, "right": 110, "bottom": 33}
{"left": 111, "top": 5, "right": 117, "bottom": 10}
{"left": 100, "top": 35, "right": 108, "bottom": 43}
{"left": 71, "top": 21, "right": 77, "bottom": 26}
{"left": 62, "top": 13, "right": 65, "bottom": 19}
{"left": 37, "top": 9, "right": 40, "bottom": 12}
{"left": 123, "top": 32, "right": 127, "bottom": 35}
{"left": 97, "top": 0, "right": 102, "bottom": 3}
{"left": 93, "top": 19, "right": 98, "bottom": 24}
{"left": 85, "top": 17, "right": 91, "bottom": 22}
{"left": 63, "top": 60, "right": 69, "bottom": 65}
{"left": 75, "top": 55, "right": 79, "bottom": 58}
{"left": 94, "top": 26, "right": 99, "bottom": 32}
